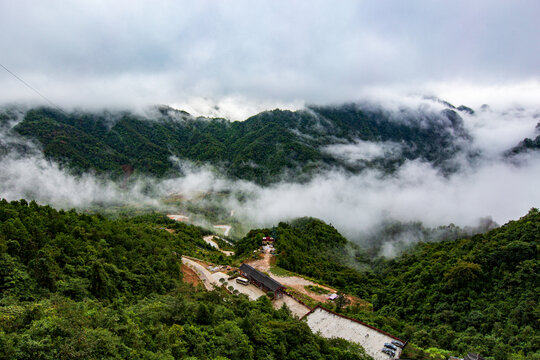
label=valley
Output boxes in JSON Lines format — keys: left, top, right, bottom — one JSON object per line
{"left": 1, "top": 2, "right": 539, "bottom": 359}
{"left": 1, "top": 100, "right": 539, "bottom": 360}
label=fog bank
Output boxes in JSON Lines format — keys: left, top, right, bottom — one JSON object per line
{"left": 1, "top": 101, "right": 539, "bottom": 249}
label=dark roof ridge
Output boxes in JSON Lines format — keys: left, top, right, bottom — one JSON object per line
{"left": 239, "top": 263, "right": 284, "bottom": 292}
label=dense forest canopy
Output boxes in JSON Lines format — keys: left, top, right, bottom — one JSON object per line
{"left": 3, "top": 101, "right": 476, "bottom": 184}
{"left": 1, "top": 199, "right": 539, "bottom": 359}
{"left": 0, "top": 199, "right": 372, "bottom": 360}
{"left": 236, "top": 211, "right": 540, "bottom": 359}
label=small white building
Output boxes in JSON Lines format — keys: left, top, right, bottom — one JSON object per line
{"left": 303, "top": 305, "right": 405, "bottom": 360}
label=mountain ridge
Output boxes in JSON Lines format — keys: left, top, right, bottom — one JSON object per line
{"left": 3, "top": 100, "right": 477, "bottom": 184}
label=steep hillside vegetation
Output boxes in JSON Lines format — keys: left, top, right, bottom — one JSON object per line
{"left": 507, "top": 122, "right": 540, "bottom": 156}
{"left": 7, "top": 102, "right": 473, "bottom": 183}
{"left": 374, "top": 208, "right": 539, "bottom": 358}
{"left": 236, "top": 211, "right": 540, "bottom": 359}
{"left": 0, "top": 200, "right": 372, "bottom": 360}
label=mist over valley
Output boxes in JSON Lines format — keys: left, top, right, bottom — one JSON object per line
{"left": 1, "top": 2, "right": 539, "bottom": 359}
{"left": 1, "top": 97, "right": 539, "bottom": 256}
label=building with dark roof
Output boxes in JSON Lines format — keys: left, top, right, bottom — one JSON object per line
{"left": 239, "top": 264, "right": 284, "bottom": 296}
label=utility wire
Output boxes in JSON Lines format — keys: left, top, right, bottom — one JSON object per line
{"left": 0, "top": 62, "right": 65, "bottom": 113}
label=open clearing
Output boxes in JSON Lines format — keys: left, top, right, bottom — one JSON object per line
{"left": 181, "top": 264, "right": 201, "bottom": 286}
{"left": 212, "top": 272, "right": 266, "bottom": 300}
{"left": 213, "top": 225, "right": 232, "bottom": 236}
{"left": 182, "top": 256, "right": 266, "bottom": 300}
{"left": 167, "top": 214, "right": 190, "bottom": 222}
{"left": 248, "top": 252, "right": 339, "bottom": 303}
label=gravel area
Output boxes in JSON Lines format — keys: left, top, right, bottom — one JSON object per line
{"left": 273, "top": 295, "right": 311, "bottom": 318}
{"left": 212, "top": 272, "right": 266, "bottom": 300}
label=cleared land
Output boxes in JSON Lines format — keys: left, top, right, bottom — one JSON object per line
{"left": 181, "top": 256, "right": 219, "bottom": 291}
{"left": 248, "top": 252, "right": 338, "bottom": 303}
{"left": 212, "top": 272, "right": 266, "bottom": 300}
{"left": 181, "top": 264, "right": 201, "bottom": 286}
{"left": 273, "top": 294, "right": 311, "bottom": 318}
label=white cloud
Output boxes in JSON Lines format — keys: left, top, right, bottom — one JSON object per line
{"left": 232, "top": 155, "right": 540, "bottom": 241}
{"left": 323, "top": 140, "right": 403, "bottom": 164}
{"left": 0, "top": 97, "right": 539, "bottom": 247}
{"left": 1, "top": 1, "right": 540, "bottom": 111}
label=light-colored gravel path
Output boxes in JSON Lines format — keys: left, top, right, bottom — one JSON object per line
{"left": 203, "top": 235, "right": 235, "bottom": 256}
{"left": 212, "top": 272, "right": 266, "bottom": 300}
{"left": 213, "top": 225, "right": 232, "bottom": 236}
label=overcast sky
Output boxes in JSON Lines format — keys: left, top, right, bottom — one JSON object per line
{"left": 1, "top": 0, "right": 540, "bottom": 118}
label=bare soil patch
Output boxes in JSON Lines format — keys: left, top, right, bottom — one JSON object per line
{"left": 181, "top": 264, "right": 201, "bottom": 286}
{"left": 246, "top": 250, "right": 274, "bottom": 272}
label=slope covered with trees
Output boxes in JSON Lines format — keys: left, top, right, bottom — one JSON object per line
{"left": 236, "top": 211, "right": 540, "bottom": 359}
{"left": 374, "top": 208, "right": 539, "bottom": 358}
{"left": 7, "top": 102, "right": 473, "bottom": 184}
{"left": 0, "top": 199, "right": 372, "bottom": 360}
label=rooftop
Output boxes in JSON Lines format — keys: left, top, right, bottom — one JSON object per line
{"left": 239, "top": 264, "right": 284, "bottom": 292}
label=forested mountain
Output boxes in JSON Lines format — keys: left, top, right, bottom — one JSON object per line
{"left": 2, "top": 99, "right": 539, "bottom": 359}
{"left": 1, "top": 200, "right": 538, "bottom": 359}
{"left": 236, "top": 211, "right": 540, "bottom": 359}
{"left": 0, "top": 199, "right": 371, "bottom": 360}
{"left": 3, "top": 101, "right": 474, "bottom": 183}
{"left": 506, "top": 122, "right": 540, "bottom": 157}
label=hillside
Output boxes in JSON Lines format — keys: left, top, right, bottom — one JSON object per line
{"left": 0, "top": 199, "right": 371, "bottom": 360}
{"left": 235, "top": 212, "right": 540, "bottom": 359}
{"left": 1, "top": 199, "right": 538, "bottom": 359}
{"left": 374, "top": 208, "right": 539, "bottom": 358}
{"left": 5, "top": 101, "right": 473, "bottom": 184}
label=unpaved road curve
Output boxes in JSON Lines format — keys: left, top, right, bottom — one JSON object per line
{"left": 213, "top": 225, "right": 231, "bottom": 236}
{"left": 203, "top": 235, "right": 235, "bottom": 256}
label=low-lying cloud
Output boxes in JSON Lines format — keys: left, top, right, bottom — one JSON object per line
{"left": 323, "top": 140, "right": 403, "bottom": 164}
{"left": 1, "top": 100, "right": 539, "bottom": 255}
{"left": 233, "top": 156, "right": 540, "bottom": 240}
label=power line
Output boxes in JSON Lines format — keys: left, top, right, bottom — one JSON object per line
{"left": 0, "top": 62, "right": 65, "bottom": 113}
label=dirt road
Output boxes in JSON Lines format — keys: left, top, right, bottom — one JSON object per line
{"left": 213, "top": 225, "right": 232, "bottom": 236}
{"left": 203, "top": 235, "right": 235, "bottom": 256}
{"left": 181, "top": 264, "right": 201, "bottom": 286}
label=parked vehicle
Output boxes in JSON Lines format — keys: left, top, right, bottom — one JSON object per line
{"left": 236, "top": 277, "right": 249, "bottom": 285}
{"left": 384, "top": 343, "right": 397, "bottom": 351}
{"left": 391, "top": 340, "right": 405, "bottom": 348}
{"left": 381, "top": 348, "right": 395, "bottom": 357}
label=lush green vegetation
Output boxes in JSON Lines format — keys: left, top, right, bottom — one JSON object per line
{"left": 236, "top": 212, "right": 540, "bottom": 359}
{"left": 374, "top": 208, "right": 540, "bottom": 359}
{"left": 305, "top": 285, "right": 330, "bottom": 295}
{"left": 0, "top": 199, "right": 372, "bottom": 360}
{"left": 2, "top": 197, "right": 538, "bottom": 359}
{"left": 9, "top": 103, "right": 472, "bottom": 184}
